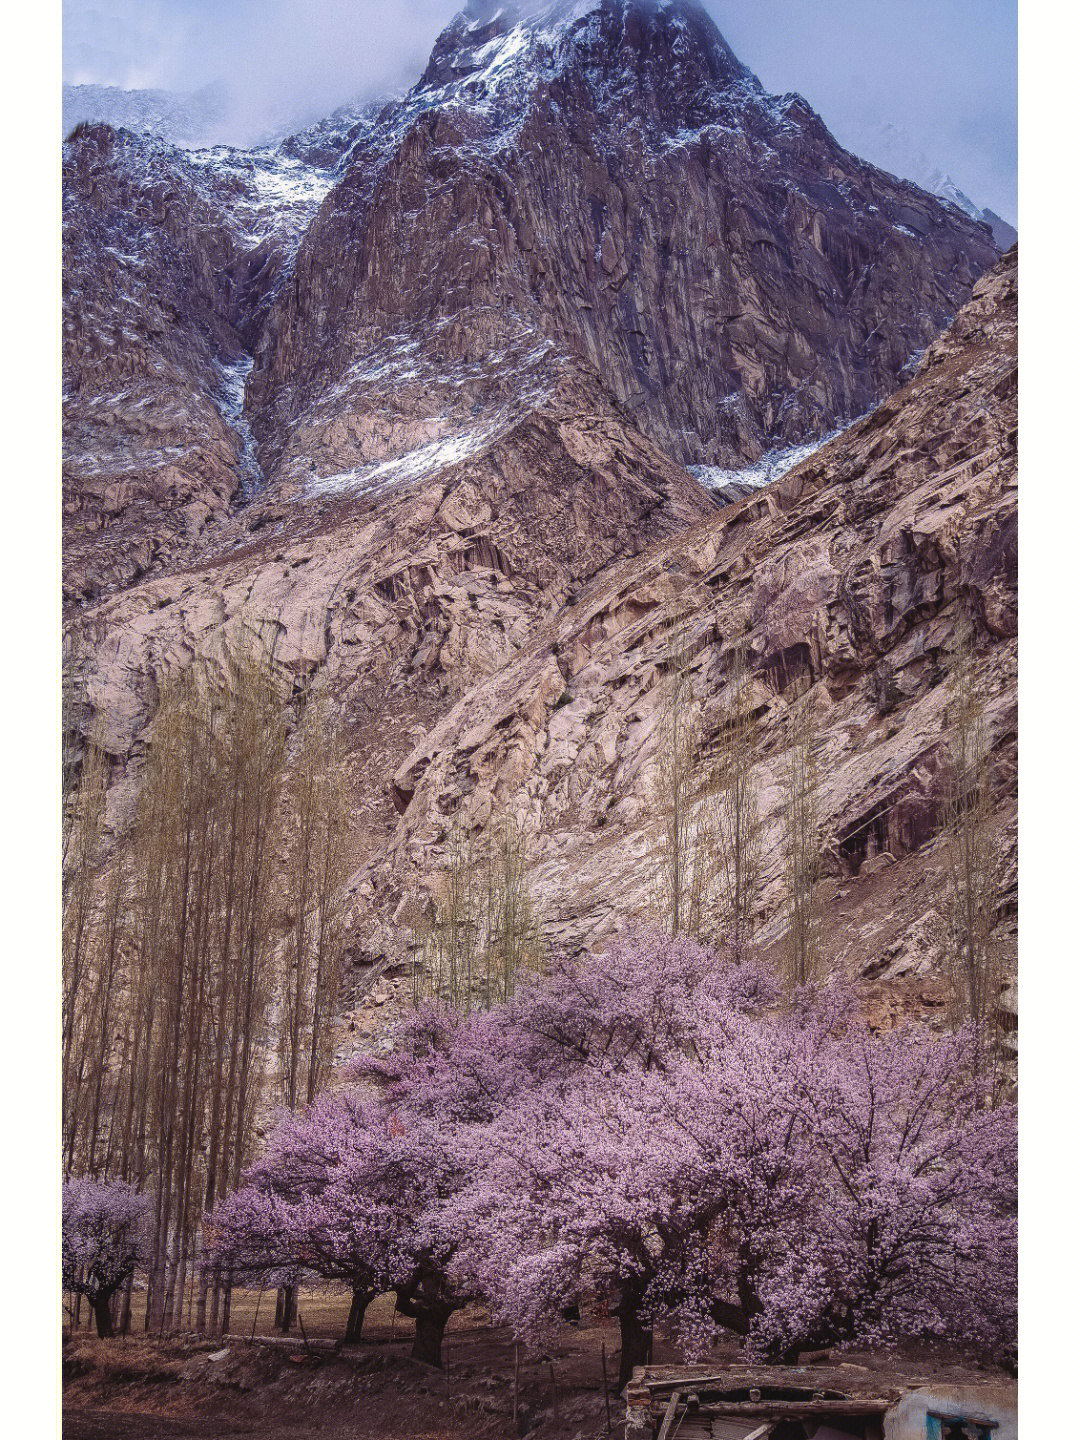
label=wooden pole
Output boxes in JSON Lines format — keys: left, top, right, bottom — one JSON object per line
{"left": 656, "top": 1390, "right": 682, "bottom": 1440}
{"left": 601, "top": 1341, "right": 612, "bottom": 1434}
{"left": 513, "top": 1343, "right": 520, "bottom": 1434}
{"left": 249, "top": 1284, "right": 266, "bottom": 1343}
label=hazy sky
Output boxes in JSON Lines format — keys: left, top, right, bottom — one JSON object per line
{"left": 63, "top": 0, "right": 1017, "bottom": 222}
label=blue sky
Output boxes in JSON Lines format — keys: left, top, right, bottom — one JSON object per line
{"left": 63, "top": 0, "right": 1017, "bottom": 222}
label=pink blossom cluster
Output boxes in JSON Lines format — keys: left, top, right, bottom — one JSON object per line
{"left": 206, "top": 928, "right": 1016, "bottom": 1378}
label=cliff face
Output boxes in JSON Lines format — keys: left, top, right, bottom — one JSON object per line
{"left": 67, "top": 247, "right": 1017, "bottom": 1040}
{"left": 62, "top": 124, "right": 335, "bottom": 602}
{"left": 249, "top": 0, "right": 998, "bottom": 481}
{"left": 379, "top": 249, "right": 1017, "bottom": 998}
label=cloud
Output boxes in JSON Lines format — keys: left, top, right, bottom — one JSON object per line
{"left": 63, "top": 0, "right": 463, "bottom": 139}
{"left": 61, "top": 0, "right": 1016, "bottom": 220}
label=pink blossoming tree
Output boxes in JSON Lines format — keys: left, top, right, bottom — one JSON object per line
{"left": 62, "top": 1177, "right": 149, "bottom": 1338}
{"left": 206, "top": 1089, "right": 474, "bottom": 1362}
{"left": 445, "top": 941, "right": 1016, "bottom": 1384}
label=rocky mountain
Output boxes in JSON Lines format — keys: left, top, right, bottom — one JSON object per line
{"left": 249, "top": 0, "right": 999, "bottom": 478}
{"left": 836, "top": 119, "right": 1017, "bottom": 254}
{"left": 63, "top": 0, "right": 1015, "bottom": 1041}
{"left": 927, "top": 172, "right": 1017, "bottom": 252}
{"left": 63, "top": 0, "right": 1001, "bottom": 606}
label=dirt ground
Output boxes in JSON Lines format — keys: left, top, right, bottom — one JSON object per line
{"left": 63, "top": 1290, "right": 1011, "bottom": 1440}
{"left": 63, "top": 1292, "right": 637, "bottom": 1440}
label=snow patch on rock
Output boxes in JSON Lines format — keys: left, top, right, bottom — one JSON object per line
{"left": 306, "top": 429, "right": 496, "bottom": 500}
{"left": 690, "top": 429, "right": 846, "bottom": 493}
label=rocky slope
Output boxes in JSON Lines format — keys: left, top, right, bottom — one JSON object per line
{"left": 67, "top": 245, "right": 1017, "bottom": 1045}
{"left": 63, "top": 124, "right": 336, "bottom": 602}
{"left": 378, "top": 248, "right": 1018, "bottom": 1006}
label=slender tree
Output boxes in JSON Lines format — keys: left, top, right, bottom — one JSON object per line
{"left": 413, "top": 812, "right": 543, "bottom": 1013}
{"left": 271, "top": 700, "right": 351, "bottom": 1332}
{"left": 781, "top": 691, "right": 822, "bottom": 989}
{"left": 940, "top": 620, "right": 1001, "bottom": 1070}
{"left": 652, "top": 619, "right": 711, "bottom": 939}
{"left": 710, "top": 640, "right": 762, "bottom": 961}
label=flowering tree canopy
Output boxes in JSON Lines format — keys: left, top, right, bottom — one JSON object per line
{"left": 207, "top": 926, "right": 1016, "bottom": 1382}
{"left": 445, "top": 945, "right": 1016, "bottom": 1384}
{"left": 62, "top": 1177, "right": 148, "bottom": 1338}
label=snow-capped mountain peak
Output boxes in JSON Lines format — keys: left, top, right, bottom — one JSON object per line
{"left": 414, "top": 0, "right": 755, "bottom": 122}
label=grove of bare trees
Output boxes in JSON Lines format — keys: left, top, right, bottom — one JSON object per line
{"left": 61, "top": 647, "right": 352, "bottom": 1334}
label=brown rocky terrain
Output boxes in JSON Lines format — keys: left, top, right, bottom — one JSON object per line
{"left": 62, "top": 0, "right": 1015, "bottom": 1048}
{"left": 378, "top": 245, "right": 1018, "bottom": 1020}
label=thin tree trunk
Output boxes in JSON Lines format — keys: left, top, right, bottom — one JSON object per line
{"left": 276, "top": 1285, "right": 297, "bottom": 1334}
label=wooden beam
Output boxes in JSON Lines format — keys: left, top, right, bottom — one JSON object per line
{"left": 707, "top": 1401, "right": 889, "bottom": 1419}
{"left": 655, "top": 1390, "right": 682, "bottom": 1440}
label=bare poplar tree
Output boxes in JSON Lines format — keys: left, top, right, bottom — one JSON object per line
{"left": 271, "top": 698, "right": 350, "bottom": 1333}
{"left": 940, "top": 621, "right": 1001, "bottom": 1055}
{"left": 413, "top": 811, "right": 543, "bottom": 1012}
{"left": 782, "top": 691, "right": 822, "bottom": 990}
{"left": 478, "top": 811, "right": 543, "bottom": 1006}
{"left": 413, "top": 819, "right": 480, "bottom": 1012}
{"left": 121, "top": 647, "right": 289, "bottom": 1333}
{"left": 651, "top": 619, "right": 711, "bottom": 939}
{"left": 279, "top": 700, "right": 351, "bottom": 1110}
{"left": 62, "top": 734, "right": 112, "bottom": 1172}
{"left": 710, "top": 641, "right": 762, "bottom": 961}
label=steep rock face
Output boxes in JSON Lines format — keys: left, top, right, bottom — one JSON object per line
{"left": 62, "top": 124, "right": 334, "bottom": 603}
{"left": 250, "top": 0, "right": 998, "bottom": 477}
{"left": 66, "top": 352, "right": 713, "bottom": 799}
{"left": 378, "top": 248, "right": 1017, "bottom": 996}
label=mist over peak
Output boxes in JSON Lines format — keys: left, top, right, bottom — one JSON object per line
{"left": 62, "top": 0, "right": 1015, "bottom": 222}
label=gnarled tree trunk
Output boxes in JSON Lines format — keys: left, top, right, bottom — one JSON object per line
{"left": 92, "top": 1292, "right": 116, "bottom": 1339}
{"left": 411, "top": 1305, "right": 452, "bottom": 1368}
{"left": 616, "top": 1293, "right": 652, "bottom": 1391}
{"left": 343, "top": 1285, "right": 373, "bottom": 1345}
